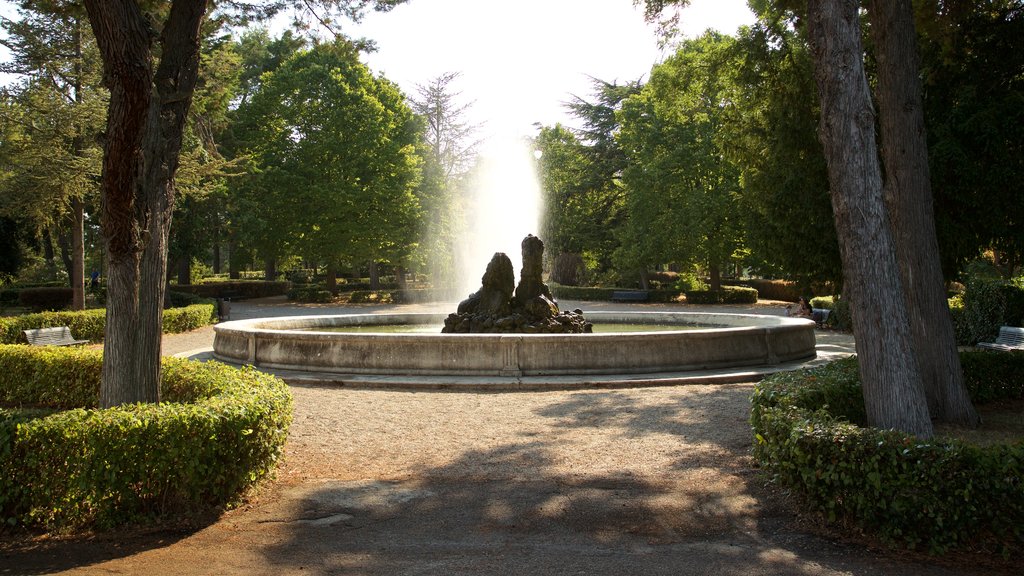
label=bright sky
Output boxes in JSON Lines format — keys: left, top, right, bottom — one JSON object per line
{"left": 342, "top": 0, "right": 756, "bottom": 137}
{"left": 0, "top": 0, "right": 756, "bottom": 136}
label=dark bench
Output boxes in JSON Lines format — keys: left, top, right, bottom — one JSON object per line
{"left": 977, "top": 326, "right": 1024, "bottom": 352}
{"left": 611, "top": 290, "right": 649, "bottom": 302}
{"left": 23, "top": 326, "right": 89, "bottom": 347}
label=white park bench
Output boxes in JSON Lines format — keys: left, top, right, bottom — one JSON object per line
{"left": 976, "top": 326, "right": 1024, "bottom": 352}
{"left": 22, "top": 326, "right": 89, "bottom": 347}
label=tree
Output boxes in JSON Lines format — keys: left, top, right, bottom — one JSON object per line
{"left": 234, "top": 39, "right": 422, "bottom": 285}
{"left": 408, "top": 72, "right": 479, "bottom": 287}
{"left": 80, "top": 0, "right": 406, "bottom": 407}
{"left": 545, "top": 77, "right": 640, "bottom": 278}
{"left": 867, "top": 0, "right": 978, "bottom": 426}
{"left": 918, "top": 1, "right": 1024, "bottom": 274}
{"left": 1, "top": 1, "right": 106, "bottom": 309}
{"left": 616, "top": 33, "right": 744, "bottom": 291}
{"left": 724, "top": 21, "right": 841, "bottom": 286}
{"left": 804, "top": 0, "right": 933, "bottom": 436}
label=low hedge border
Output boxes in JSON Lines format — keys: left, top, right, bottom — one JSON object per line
{"left": 0, "top": 344, "right": 293, "bottom": 531}
{"left": 0, "top": 303, "right": 216, "bottom": 344}
{"left": 685, "top": 286, "right": 758, "bottom": 304}
{"left": 549, "top": 285, "right": 683, "bottom": 303}
{"left": 173, "top": 280, "right": 291, "bottom": 300}
{"left": 751, "top": 352, "right": 1024, "bottom": 553}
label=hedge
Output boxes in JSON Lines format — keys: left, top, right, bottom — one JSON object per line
{"left": 172, "top": 280, "right": 291, "bottom": 300}
{"left": 751, "top": 352, "right": 1024, "bottom": 553}
{"left": 548, "top": 285, "right": 684, "bottom": 303}
{"left": 0, "top": 344, "right": 293, "bottom": 531}
{"left": 737, "top": 279, "right": 802, "bottom": 302}
{"left": 953, "top": 279, "right": 1024, "bottom": 345}
{"left": 0, "top": 303, "right": 216, "bottom": 344}
{"left": 17, "top": 287, "right": 74, "bottom": 312}
{"left": 684, "top": 286, "right": 758, "bottom": 304}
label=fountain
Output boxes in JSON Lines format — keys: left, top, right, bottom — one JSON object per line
{"left": 211, "top": 135, "right": 816, "bottom": 387}
{"left": 212, "top": 234, "right": 817, "bottom": 387}
{"left": 442, "top": 235, "right": 590, "bottom": 334}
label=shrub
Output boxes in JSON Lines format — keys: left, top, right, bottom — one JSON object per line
{"left": 0, "top": 345, "right": 293, "bottom": 531}
{"left": 684, "top": 286, "right": 758, "bottom": 305}
{"left": 739, "top": 279, "right": 802, "bottom": 302}
{"left": 18, "top": 287, "right": 74, "bottom": 312}
{"left": 956, "top": 279, "right": 1024, "bottom": 345}
{"left": 813, "top": 296, "right": 853, "bottom": 331}
{"left": 163, "top": 303, "right": 217, "bottom": 333}
{"left": 287, "top": 284, "right": 333, "bottom": 303}
{"left": 167, "top": 290, "right": 214, "bottom": 308}
{"left": 751, "top": 353, "right": 1024, "bottom": 553}
{"left": 0, "top": 288, "right": 21, "bottom": 306}
{"left": 550, "top": 285, "right": 617, "bottom": 301}
{"left": 0, "top": 304, "right": 215, "bottom": 344}
{"left": 172, "top": 280, "right": 291, "bottom": 300}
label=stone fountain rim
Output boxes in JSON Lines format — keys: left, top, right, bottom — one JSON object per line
{"left": 215, "top": 310, "right": 812, "bottom": 338}
{"left": 210, "top": 311, "right": 819, "bottom": 389}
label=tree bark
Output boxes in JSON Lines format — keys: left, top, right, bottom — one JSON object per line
{"left": 71, "top": 196, "right": 85, "bottom": 310}
{"left": 806, "top": 0, "right": 933, "bottom": 437}
{"left": 86, "top": 0, "right": 209, "bottom": 407}
{"left": 867, "top": 0, "right": 979, "bottom": 427}
{"left": 177, "top": 256, "right": 191, "bottom": 285}
{"left": 264, "top": 256, "right": 277, "bottom": 281}
{"left": 369, "top": 260, "right": 380, "bottom": 290}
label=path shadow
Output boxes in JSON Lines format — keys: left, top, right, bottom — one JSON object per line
{"left": 0, "top": 520, "right": 210, "bottom": 574}
{"left": 251, "top": 386, "right": 990, "bottom": 576}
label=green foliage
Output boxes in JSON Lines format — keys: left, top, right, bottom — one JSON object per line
{"left": 286, "top": 285, "right": 333, "bottom": 303}
{"left": 16, "top": 287, "right": 74, "bottom": 312}
{"left": 616, "top": 33, "right": 745, "bottom": 287}
{"left": 955, "top": 278, "right": 1024, "bottom": 345}
{"left": 811, "top": 296, "right": 853, "bottom": 331}
{"left": 539, "top": 78, "right": 641, "bottom": 275}
{"left": 0, "top": 304, "right": 215, "bottom": 344}
{"left": 684, "top": 286, "right": 758, "bottom": 304}
{"left": 751, "top": 354, "right": 1024, "bottom": 553}
{"left": 163, "top": 304, "right": 218, "bottom": 333}
{"left": 173, "top": 281, "right": 291, "bottom": 300}
{"left": 741, "top": 280, "right": 803, "bottom": 302}
{"left": 229, "top": 37, "right": 422, "bottom": 272}
{"left": 0, "top": 345, "right": 293, "bottom": 531}
{"left": 725, "top": 23, "right": 841, "bottom": 285}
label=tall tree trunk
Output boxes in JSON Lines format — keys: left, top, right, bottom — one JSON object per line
{"left": 325, "top": 264, "right": 337, "bottom": 292}
{"left": 369, "top": 260, "right": 380, "bottom": 290}
{"left": 86, "top": 0, "right": 209, "bottom": 407}
{"left": 70, "top": 196, "right": 85, "bottom": 310}
{"left": 263, "top": 256, "right": 277, "bottom": 281}
{"left": 708, "top": 262, "right": 722, "bottom": 292}
{"left": 806, "top": 0, "right": 933, "bottom": 437}
{"left": 177, "top": 256, "right": 191, "bottom": 285}
{"left": 42, "top": 228, "right": 55, "bottom": 263}
{"left": 867, "top": 0, "right": 979, "bottom": 428}
{"left": 228, "top": 239, "right": 241, "bottom": 279}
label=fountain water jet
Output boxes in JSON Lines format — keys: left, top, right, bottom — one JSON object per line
{"left": 455, "top": 135, "right": 542, "bottom": 299}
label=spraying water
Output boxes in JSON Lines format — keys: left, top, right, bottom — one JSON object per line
{"left": 454, "top": 134, "right": 543, "bottom": 299}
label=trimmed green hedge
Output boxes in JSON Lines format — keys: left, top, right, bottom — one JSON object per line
{"left": 172, "top": 280, "right": 291, "bottom": 300}
{"left": 751, "top": 353, "right": 1024, "bottom": 553}
{"left": 0, "top": 344, "right": 293, "bottom": 531}
{"left": 549, "top": 285, "right": 684, "bottom": 303}
{"left": 685, "top": 286, "right": 758, "bottom": 304}
{"left": 0, "top": 303, "right": 216, "bottom": 344}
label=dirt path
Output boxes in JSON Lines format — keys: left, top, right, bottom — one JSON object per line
{"left": 2, "top": 381, "right": 1005, "bottom": 575}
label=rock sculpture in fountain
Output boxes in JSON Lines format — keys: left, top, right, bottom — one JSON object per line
{"left": 442, "top": 234, "right": 592, "bottom": 334}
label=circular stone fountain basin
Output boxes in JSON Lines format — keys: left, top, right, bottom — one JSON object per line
{"left": 213, "top": 311, "right": 816, "bottom": 380}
